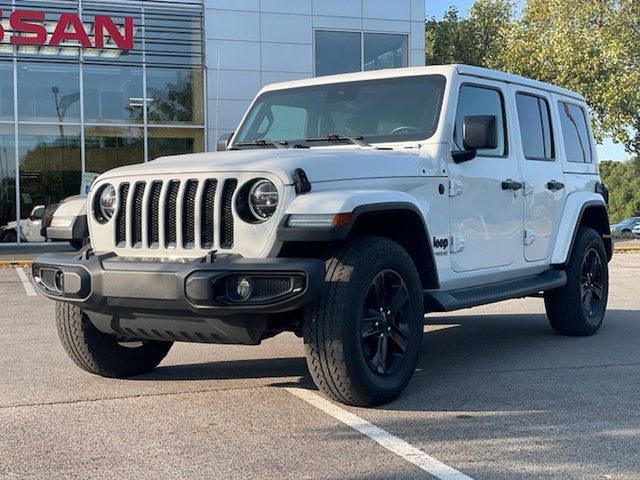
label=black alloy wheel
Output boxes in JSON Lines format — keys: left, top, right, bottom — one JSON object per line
{"left": 361, "top": 269, "right": 411, "bottom": 376}
{"left": 580, "top": 248, "right": 605, "bottom": 319}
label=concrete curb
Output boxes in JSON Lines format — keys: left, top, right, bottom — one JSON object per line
{"left": 0, "top": 260, "right": 33, "bottom": 268}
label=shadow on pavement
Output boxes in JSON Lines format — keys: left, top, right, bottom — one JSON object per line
{"left": 142, "top": 355, "right": 310, "bottom": 382}
{"left": 135, "top": 310, "right": 638, "bottom": 411}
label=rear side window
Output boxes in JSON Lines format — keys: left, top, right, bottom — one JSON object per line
{"left": 454, "top": 85, "right": 507, "bottom": 157}
{"left": 558, "top": 101, "right": 593, "bottom": 163}
{"left": 516, "top": 93, "right": 554, "bottom": 160}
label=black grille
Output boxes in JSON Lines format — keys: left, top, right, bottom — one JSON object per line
{"left": 201, "top": 179, "right": 217, "bottom": 249}
{"left": 165, "top": 180, "right": 180, "bottom": 248}
{"left": 220, "top": 179, "right": 237, "bottom": 249}
{"left": 111, "top": 176, "right": 238, "bottom": 251}
{"left": 182, "top": 179, "right": 199, "bottom": 249}
{"left": 147, "top": 181, "right": 163, "bottom": 248}
{"left": 115, "top": 183, "right": 130, "bottom": 247}
{"left": 131, "top": 182, "right": 146, "bottom": 248}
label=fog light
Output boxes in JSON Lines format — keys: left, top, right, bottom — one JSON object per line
{"left": 227, "top": 276, "right": 253, "bottom": 302}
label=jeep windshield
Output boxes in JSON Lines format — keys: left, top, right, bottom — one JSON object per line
{"left": 232, "top": 75, "right": 446, "bottom": 148}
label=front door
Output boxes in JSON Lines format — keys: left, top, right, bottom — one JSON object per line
{"left": 510, "top": 86, "right": 565, "bottom": 262}
{"left": 448, "top": 81, "right": 524, "bottom": 273}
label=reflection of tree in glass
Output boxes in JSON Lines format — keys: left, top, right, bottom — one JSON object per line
{"left": 147, "top": 71, "right": 198, "bottom": 123}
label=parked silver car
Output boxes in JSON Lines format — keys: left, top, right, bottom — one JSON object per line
{"left": 611, "top": 217, "right": 640, "bottom": 233}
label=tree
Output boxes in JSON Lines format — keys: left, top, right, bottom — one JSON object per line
{"left": 493, "top": 0, "right": 640, "bottom": 156}
{"left": 599, "top": 158, "right": 640, "bottom": 223}
{"left": 425, "top": 1, "right": 515, "bottom": 67}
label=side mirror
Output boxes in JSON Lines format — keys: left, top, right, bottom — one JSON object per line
{"left": 451, "top": 115, "right": 498, "bottom": 164}
{"left": 217, "top": 133, "right": 234, "bottom": 151}
{"left": 463, "top": 115, "right": 498, "bottom": 151}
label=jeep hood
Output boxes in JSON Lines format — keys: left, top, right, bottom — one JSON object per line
{"left": 98, "top": 148, "right": 425, "bottom": 184}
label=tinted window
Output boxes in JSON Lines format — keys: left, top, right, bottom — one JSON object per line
{"left": 315, "top": 31, "right": 361, "bottom": 77}
{"left": 454, "top": 85, "right": 506, "bottom": 156}
{"left": 235, "top": 75, "right": 446, "bottom": 145}
{"left": 516, "top": 93, "right": 554, "bottom": 160}
{"left": 558, "top": 102, "right": 593, "bottom": 163}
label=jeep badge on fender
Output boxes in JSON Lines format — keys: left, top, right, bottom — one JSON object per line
{"left": 33, "top": 65, "right": 612, "bottom": 407}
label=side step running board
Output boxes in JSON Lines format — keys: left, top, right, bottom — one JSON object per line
{"left": 424, "top": 269, "right": 567, "bottom": 312}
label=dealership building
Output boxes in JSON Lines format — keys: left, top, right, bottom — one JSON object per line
{"left": 0, "top": 0, "right": 426, "bottom": 243}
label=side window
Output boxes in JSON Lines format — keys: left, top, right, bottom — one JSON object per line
{"left": 257, "top": 105, "right": 307, "bottom": 140}
{"left": 558, "top": 101, "right": 593, "bottom": 163}
{"left": 515, "top": 93, "right": 554, "bottom": 160}
{"left": 454, "top": 85, "right": 506, "bottom": 157}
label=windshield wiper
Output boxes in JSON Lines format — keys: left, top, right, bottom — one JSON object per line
{"left": 235, "top": 139, "right": 289, "bottom": 149}
{"left": 304, "top": 134, "right": 369, "bottom": 147}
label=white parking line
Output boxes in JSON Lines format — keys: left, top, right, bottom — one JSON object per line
{"left": 15, "top": 267, "right": 37, "bottom": 297}
{"left": 286, "top": 388, "right": 474, "bottom": 480}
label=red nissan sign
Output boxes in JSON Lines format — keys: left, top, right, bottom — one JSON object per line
{"left": 0, "top": 10, "right": 134, "bottom": 50}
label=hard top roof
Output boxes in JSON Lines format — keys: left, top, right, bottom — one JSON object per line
{"left": 259, "top": 64, "right": 585, "bottom": 102}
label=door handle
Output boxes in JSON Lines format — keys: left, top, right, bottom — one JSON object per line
{"left": 546, "top": 180, "right": 565, "bottom": 192}
{"left": 501, "top": 179, "right": 523, "bottom": 191}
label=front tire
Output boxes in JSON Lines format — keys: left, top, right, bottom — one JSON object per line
{"left": 544, "top": 227, "right": 609, "bottom": 336}
{"left": 303, "top": 237, "right": 424, "bottom": 407}
{"left": 56, "top": 302, "right": 173, "bottom": 377}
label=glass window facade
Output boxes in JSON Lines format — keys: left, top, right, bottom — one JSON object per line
{"left": 315, "top": 31, "right": 408, "bottom": 77}
{"left": 0, "top": 0, "right": 205, "bottom": 243}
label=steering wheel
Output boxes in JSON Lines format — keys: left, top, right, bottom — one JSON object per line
{"left": 390, "top": 125, "right": 421, "bottom": 135}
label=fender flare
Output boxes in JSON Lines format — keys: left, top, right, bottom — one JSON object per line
{"left": 551, "top": 193, "right": 611, "bottom": 265}
{"left": 278, "top": 190, "right": 439, "bottom": 289}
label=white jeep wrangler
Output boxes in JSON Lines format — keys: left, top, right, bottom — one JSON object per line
{"left": 34, "top": 65, "right": 611, "bottom": 407}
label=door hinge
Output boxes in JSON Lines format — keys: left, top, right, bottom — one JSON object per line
{"left": 448, "top": 179, "right": 463, "bottom": 197}
{"left": 450, "top": 235, "right": 465, "bottom": 253}
{"left": 523, "top": 182, "right": 534, "bottom": 196}
{"left": 523, "top": 230, "right": 536, "bottom": 246}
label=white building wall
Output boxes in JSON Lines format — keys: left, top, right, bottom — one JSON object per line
{"left": 204, "top": 0, "right": 425, "bottom": 147}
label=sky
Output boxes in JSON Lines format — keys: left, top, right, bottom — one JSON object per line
{"left": 424, "top": 0, "right": 630, "bottom": 161}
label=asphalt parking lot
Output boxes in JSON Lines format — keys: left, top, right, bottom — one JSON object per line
{"left": 1, "top": 255, "right": 639, "bottom": 480}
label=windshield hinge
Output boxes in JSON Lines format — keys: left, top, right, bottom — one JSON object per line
{"left": 292, "top": 168, "right": 311, "bottom": 194}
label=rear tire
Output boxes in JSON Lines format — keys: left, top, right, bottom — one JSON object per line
{"left": 56, "top": 302, "right": 173, "bottom": 377}
{"left": 544, "top": 227, "right": 608, "bottom": 336}
{"left": 303, "top": 237, "right": 424, "bottom": 407}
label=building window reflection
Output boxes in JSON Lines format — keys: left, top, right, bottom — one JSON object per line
{"left": 315, "top": 31, "right": 408, "bottom": 76}
{"left": 17, "top": 62, "right": 81, "bottom": 123}
{"left": 18, "top": 125, "right": 82, "bottom": 219}
{"left": 146, "top": 68, "right": 204, "bottom": 125}
{"left": 85, "top": 126, "right": 144, "bottom": 174}
{"left": 0, "top": 125, "right": 17, "bottom": 242}
{"left": 148, "top": 127, "right": 204, "bottom": 160}
{"left": 84, "top": 65, "right": 144, "bottom": 124}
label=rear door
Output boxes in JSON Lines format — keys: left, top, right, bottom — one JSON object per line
{"left": 510, "top": 86, "right": 565, "bottom": 262}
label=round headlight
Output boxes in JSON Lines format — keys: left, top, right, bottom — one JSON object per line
{"left": 97, "top": 184, "right": 117, "bottom": 222}
{"left": 248, "top": 179, "right": 278, "bottom": 221}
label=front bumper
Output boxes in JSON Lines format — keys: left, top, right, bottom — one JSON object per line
{"left": 33, "top": 251, "right": 324, "bottom": 314}
{"left": 32, "top": 251, "right": 324, "bottom": 344}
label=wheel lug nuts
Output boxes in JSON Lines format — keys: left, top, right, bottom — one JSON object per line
{"left": 374, "top": 322, "right": 379, "bottom": 327}
{"left": 380, "top": 333, "right": 384, "bottom": 337}
{"left": 387, "top": 327, "right": 391, "bottom": 332}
